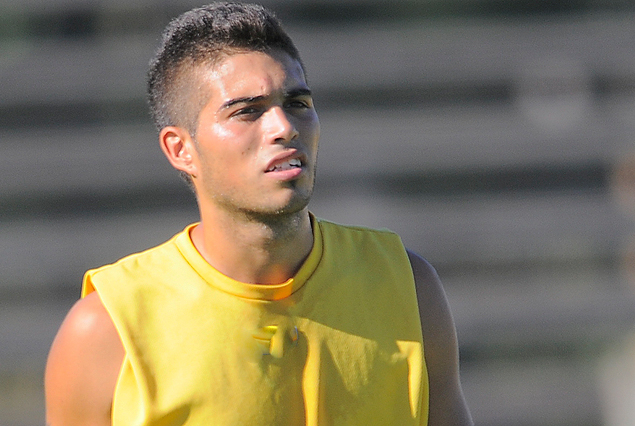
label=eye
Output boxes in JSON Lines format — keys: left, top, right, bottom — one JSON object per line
{"left": 232, "top": 106, "right": 263, "bottom": 119}
{"left": 285, "top": 98, "right": 311, "bottom": 109}
{"left": 237, "top": 107, "right": 259, "bottom": 114}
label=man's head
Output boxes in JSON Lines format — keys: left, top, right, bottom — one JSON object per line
{"left": 150, "top": 3, "right": 320, "bottom": 219}
{"left": 147, "top": 2, "right": 303, "bottom": 135}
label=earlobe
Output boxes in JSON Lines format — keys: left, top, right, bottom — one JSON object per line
{"left": 159, "top": 126, "right": 197, "bottom": 177}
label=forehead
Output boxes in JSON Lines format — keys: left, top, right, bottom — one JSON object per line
{"left": 202, "top": 50, "right": 307, "bottom": 100}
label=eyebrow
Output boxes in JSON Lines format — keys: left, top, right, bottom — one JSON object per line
{"left": 221, "top": 88, "right": 312, "bottom": 110}
{"left": 286, "top": 88, "right": 312, "bottom": 98}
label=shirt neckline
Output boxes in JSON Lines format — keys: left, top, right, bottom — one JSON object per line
{"left": 175, "top": 214, "right": 323, "bottom": 301}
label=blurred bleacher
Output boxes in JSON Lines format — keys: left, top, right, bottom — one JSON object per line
{"left": 2, "top": 1, "right": 635, "bottom": 425}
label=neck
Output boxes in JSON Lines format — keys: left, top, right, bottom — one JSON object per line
{"left": 190, "top": 207, "right": 314, "bottom": 285}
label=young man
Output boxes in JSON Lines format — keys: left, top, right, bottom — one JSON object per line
{"left": 45, "top": 3, "right": 473, "bottom": 425}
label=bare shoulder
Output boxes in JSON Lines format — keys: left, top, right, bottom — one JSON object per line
{"left": 45, "top": 291, "right": 124, "bottom": 426}
{"left": 406, "top": 250, "right": 448, "bottom": 327}
{"left": 406, "top": 249, "right": 474, "bottom": 426}
{"left": 406, "top": 249, "right": 442, "bottom": 293}
{"left": 406, "top": 249, "right": 455, "bottom": 365}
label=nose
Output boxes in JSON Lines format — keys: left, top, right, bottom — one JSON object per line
{"left": 265, "top": 106, "right": 299, "bottom": 143}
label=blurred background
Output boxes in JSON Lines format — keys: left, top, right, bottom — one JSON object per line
{"left": 2, "top": 0, "right": 635, "bottom": 425}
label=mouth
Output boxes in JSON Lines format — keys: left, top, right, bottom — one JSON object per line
{"left": 265, "top": 150, "right": 307, "bottom": 174}
{"left": 266, "top": 157, "right": 303, "bottom": 173}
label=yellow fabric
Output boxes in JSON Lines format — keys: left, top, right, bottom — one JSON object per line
{"left": 82, "top": 216, "right": 428, "bottom": 426}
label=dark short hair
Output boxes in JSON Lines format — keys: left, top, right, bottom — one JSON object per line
{"left": 147, "top": 2, "right": 303, "bottom": 135}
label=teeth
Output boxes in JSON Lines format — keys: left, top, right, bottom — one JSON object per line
{"left": 268, "top": 158, "right": 301, "bottom": 172}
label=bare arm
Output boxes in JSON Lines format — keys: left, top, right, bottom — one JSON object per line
{"left": 45, "top": 291, "right": 125, "bottom": 426}
{"left": 407, "top": 250, "right": 473, "bottom": 426}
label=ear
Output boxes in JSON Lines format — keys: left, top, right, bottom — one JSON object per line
{"left": 159, "top": 126, "right": 198, "bottom": 178}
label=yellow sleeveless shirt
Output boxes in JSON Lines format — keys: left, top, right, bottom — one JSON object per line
{"left": 82, "top": 216, "right": 428, "bottom": 425}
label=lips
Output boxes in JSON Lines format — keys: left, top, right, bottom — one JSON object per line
{"left": 265, "top": 152, "right": 305, "bottom": 173}
{"left": 266, "top": 158, "right": 302, "bottom": 172}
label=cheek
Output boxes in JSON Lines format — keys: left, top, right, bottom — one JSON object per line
{"left": 203, "top": 125, "right": 242, "bottom": 157}
{"left": 304, "top": 116, "right": 320, "bottom": 148}
{"left": 209, "top": 122, "right": 235, "bottom": 141}
{"left": 206, "top": 124, "right": 262, "bottom": 166}
{"left": 313, "top": 119, "right": 321, "bottom": 144}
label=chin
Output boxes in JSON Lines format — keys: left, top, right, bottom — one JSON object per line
{"left": 275, "top": 197, "right": 311, "bottom": 216}
{"left": 254, "top": 192, "right": 312, "bottom": 219}
{"left": 271, "top": 184, "right": 313, "bottom": 211}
